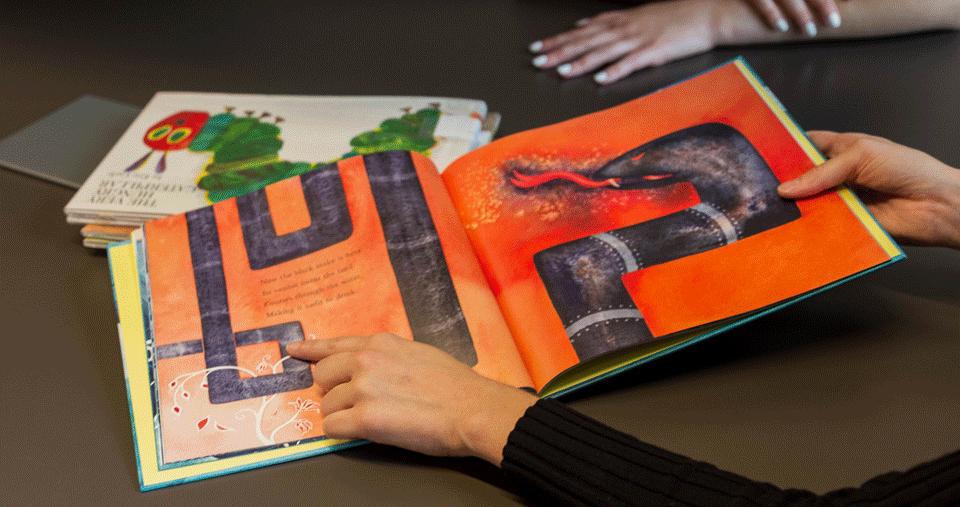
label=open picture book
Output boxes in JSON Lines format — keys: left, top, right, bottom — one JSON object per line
{"left": 107, "top": 58, "right": 903, "bottom": 490}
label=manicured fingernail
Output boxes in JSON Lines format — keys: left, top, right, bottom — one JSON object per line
{"left": 594, "top": 71, "right": 608, "bottom": 84}
{"left": 528, "top": 40, "right": 543, "bottom": 53}
{"left": 827, "top": 12, "right": 841, "bottom": 28}
{"left": 532, "top": 55, "right": 548, "bottom": 67}
{"left": 804, "top": 22, "right": 818, "bottom": 37}
{"left": 557, "top": 63, "right": 573, "bottom": 76}
{"left": 775, "top": 19, "right": 789, "bottom": 32}
{"left": 575, "top": 18, "right": 590, "bottom": 27}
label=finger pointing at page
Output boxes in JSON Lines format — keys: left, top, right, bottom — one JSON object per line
{"left": 288, "top": 333, "right": 399, "bottom": 360}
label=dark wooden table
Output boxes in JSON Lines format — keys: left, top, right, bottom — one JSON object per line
{"left": 2, "top": 1, "right": 958, "bottom": 504}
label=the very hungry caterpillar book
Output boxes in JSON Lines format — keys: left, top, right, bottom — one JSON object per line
{"left": 65, "top": 93, "right": 496, "bottom": 248}
{"left": 107, "top": 58, "right": 903, "bottom": 490}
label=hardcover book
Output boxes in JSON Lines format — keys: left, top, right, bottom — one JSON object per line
{"left": 107, "top": 58, "right": 903, "bottom": 490}
{"left": 65, "top": 93, "right": 497, "bottom": 246}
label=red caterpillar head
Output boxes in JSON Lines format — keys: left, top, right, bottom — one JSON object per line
{"left": 125, "top": 111, "right": 210, "bottom": 173}
{"left": 143, "top": 111, "right": 209, "bottom": 151}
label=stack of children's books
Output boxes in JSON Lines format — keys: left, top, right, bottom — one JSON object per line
{"left": 104, "top": 58, "right": 902, "bottom": 490}
{"left": 65, "top": 94, "right": 499, "bottom": 248}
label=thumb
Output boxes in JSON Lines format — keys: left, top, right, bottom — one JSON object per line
{"left": 778, "top": 150, "right": 859, "bottom": 199}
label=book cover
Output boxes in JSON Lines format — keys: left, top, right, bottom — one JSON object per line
{"left": 0, "top": 95, "right": 139, "bottom": 188}
{"left": 67, "top": 93, "right": 489, "bottom": 221}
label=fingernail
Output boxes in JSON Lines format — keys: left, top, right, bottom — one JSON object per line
{"left": 827, "top": 12, "right": 841, "bottom": 28}
{"left": 287, "top": 342, "right": 302, "bottom": 352}
{"left": 532, "top": 55, "right": 548, "bottom": 68}
{"left": 775, "top": 19, "right": 789, "bottom": 32}
{"left": 778, "top": 181, "right": 798, "bottom": 194}
{"left": 593, "top": 71, "right": 608, "bottom": 84}
{"left": 804, "top": 21, "right": 818, "bottom": 37}
{"left": 528, "top": 40, "right": 543, "bottom": 53}
{"left": 557, "top": 63, "right": 573, "bottom": 76}
{"left": 575, "top": 18, "right": 590, "bottom": 27}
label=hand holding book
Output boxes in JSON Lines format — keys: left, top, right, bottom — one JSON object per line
{"left": 779, "top": 131, "right": 960, "bottom": 250}
{"left": 289, "top": 132, "right": 960, "bottom": 468}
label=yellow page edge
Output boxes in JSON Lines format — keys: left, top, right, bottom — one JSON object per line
{"left": 107, "top": 242, "right": 363, "bottom": 491}
{"left": 734, "top": 58, "right": 902, "bottom": 259}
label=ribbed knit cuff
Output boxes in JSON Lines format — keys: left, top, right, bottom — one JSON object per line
{"left": 503, "top": 398, "right": 960, "bottom": 506}
{"left": 501, "top": 398, "right": 793, "bottom": 507}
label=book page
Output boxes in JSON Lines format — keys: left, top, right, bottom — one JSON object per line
{"left": 138, "top": 151, "right": 530, "bottom": 468}
{"left": 443, "top": 60, "right": 900, "bottom": 391}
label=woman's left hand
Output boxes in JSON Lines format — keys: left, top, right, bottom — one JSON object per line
{"left": 286, "top": 333, "right": 537, "bottom": 465}
{"left": 529, "top": 0, "right": 724, "bottom": 85}
{"left": 747, "top": 0, "right": 842, "bottom": 35}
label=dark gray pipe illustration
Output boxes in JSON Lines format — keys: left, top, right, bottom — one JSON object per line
{"left": 520, "top": 123, "right": 801, "bottom": 361}
{"left": 158, "top": 151, "right": 477, "bottom": 404}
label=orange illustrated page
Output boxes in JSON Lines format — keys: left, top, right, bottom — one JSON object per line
{"left": 144, "top": 151, "right": 531, "bottom": 465}
{"left": 442, "top": 60, "right": 900, "bottom": 390}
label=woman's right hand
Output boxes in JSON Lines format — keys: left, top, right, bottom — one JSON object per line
{"left": 778, "top": 131, "right": 960, "bottom": 249}
{"left": 286, "top": 333, "right": 538, "bottom": 466}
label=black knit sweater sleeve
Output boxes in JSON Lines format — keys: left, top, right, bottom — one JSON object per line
{"left": 501, "top": 398, "right": 960, "bottom": 506}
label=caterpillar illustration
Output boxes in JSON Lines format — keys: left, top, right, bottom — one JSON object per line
{"left": 125, "top": 105, "right": 445, "bottom": 203}
{"left": 513, "top": 123, "right": 801, "bottom": 361}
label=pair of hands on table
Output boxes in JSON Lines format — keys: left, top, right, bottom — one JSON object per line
{"left": 288, "top": 132, "right": 960, "bottom": 466}
{"left": 529, "top": 0, "right": 841, "bottom": 84}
